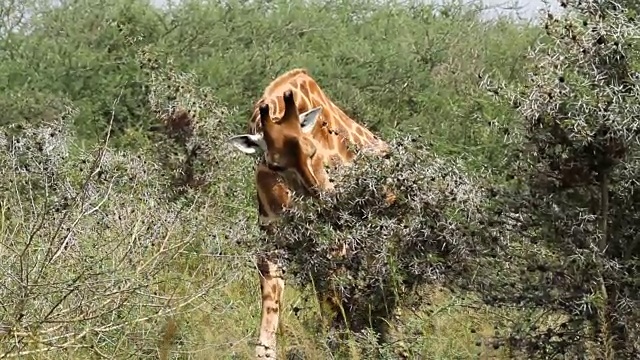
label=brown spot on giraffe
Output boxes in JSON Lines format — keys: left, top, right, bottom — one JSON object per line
{"left": 228, "top": 68, "right": 389, "bottom": 359}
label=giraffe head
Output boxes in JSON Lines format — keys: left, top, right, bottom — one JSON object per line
{"left": 229, "top": 90, "right": 327, "bottom": 193}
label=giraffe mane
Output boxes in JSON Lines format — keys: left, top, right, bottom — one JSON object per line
{"left": 263, "top": 68, "right": 310, "bottom": 95}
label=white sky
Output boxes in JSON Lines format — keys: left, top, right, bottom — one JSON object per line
{"left": 148, "top": 0, "right": 563, "bottom": 22}
{"left": 468, "top": 0, "right": 562, "bottom": 21}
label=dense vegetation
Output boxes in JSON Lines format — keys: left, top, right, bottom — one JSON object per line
{"left": 1, "top": 0, "right": 638, "bottom": 358}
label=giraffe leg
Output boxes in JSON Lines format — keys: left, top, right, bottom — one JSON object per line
{"left": 277, "top": 281, "right": 286, "bottom": 336}
{"left": 316, "top": 244, "right": 348, "bottom": 329}
{"left": 256, "top": 256, "right": 284, "bottom": 359}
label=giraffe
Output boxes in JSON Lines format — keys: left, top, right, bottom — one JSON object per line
{"left": 228, "top": 68, "right": 389, "bottom": 359}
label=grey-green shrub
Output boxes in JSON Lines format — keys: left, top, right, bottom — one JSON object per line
{"left": 481, "top": 0, "right": 640, "bottom": 357}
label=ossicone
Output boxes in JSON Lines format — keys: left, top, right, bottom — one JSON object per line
{"left": 259, "top": 103, "right": 270, "bottom": 119}
{"left": 283, "top": 90, "right": 294, "bottom": 103}
{"left": 258, "top": 102, "right": 271, "bottom": 128}
{"left": 283, "top": 90, "right": 297, "bottom": 116}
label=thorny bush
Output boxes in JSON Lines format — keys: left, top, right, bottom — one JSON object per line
{"left": 0, "top": 52, "right": 251, "bottom": 357}
{"left": 136, "top": 44, "right": 243, "bottom": 198}
{"left": 246, "top": 136, "right": 489, "bottom": 350}
{"left": 481, "top": 0, "right": 640, "bottom": 358}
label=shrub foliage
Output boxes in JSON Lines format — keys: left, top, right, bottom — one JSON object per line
{"left": 259, "top": 138, "right": 487, "bottom": 338}
{"left": 481, "top": 0, "right": 640, "bottom": 357}
{"left": 2, "top": 0, "right": 640, "bottom": 358}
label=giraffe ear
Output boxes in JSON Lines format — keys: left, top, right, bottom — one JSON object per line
{"left": 228, "top": 133, "right": 267, "bottom": 155}
{"left": 299, "top": 106, "right": 322, "bottom": 134}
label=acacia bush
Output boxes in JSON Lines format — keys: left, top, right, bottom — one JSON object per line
{"left": 0, "top": 48, "right": 260, "bottom": 357}
{"left": 8, "top": 0, "right": 631, "bottom": 358}
{"left": 135, "top": 44, "right": 241, "bottom": 197}
{"left": 249, "top": 137, "right": 491, "bottom": 356}
{"left": 0, "top": 109, "right": 196, "bottom": 357}
{"left": 479, "top": 0, "right": 640, "bottom": 357}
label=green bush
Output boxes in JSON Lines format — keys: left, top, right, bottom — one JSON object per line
{"left": 8, "top": 0, "right": 640, "bottom": 358}
{"left": 481, "top": 0, "right": 640, "bottom": 357}
{"left": 1, "top": 0, "right": 537, "bottom": 162}
{"left": 0, "top": 43, "right": 258, "bottom": 358}
{"left": 256, "top": 136, "right": 489, "bottom": 356}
